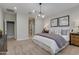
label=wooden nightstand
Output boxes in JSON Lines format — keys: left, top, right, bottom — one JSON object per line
{"left": 70, "top": 33, "right": 79, "bottom": 46}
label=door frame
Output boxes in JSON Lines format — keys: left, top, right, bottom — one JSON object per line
{"left": 28, "top": 17, "right": 35, "bottom": 39}
{"left": 6, "top": 21, "right": 15, "bottom": 39}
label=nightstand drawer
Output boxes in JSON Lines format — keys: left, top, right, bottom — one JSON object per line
{"left": 70, "top": 33, "right": 79, "bottom": 46}
{"left": 71, "top": 35, "right": 79, "bottom": 38}
{"left": 71, "top": 40, "right": 79, "bottom": 46}
{"left": 71, "top": 37, "right": 79, "bottom": 40}
{"left": 71, "top": 39, "right": 79, "bottom": 42}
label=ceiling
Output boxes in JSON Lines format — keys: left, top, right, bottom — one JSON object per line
{"left": 0, "top": 3, "right": 79, "bottom": 17}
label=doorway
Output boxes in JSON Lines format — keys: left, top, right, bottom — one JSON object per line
{"left": 7, "top": 21, "right": 15, "bottom": 39}
{"left": 28, "top": 17, "right": 35, "bottom": 39}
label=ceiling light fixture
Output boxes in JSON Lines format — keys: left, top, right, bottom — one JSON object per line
{"left": 31, "top": 3, "right": 45, "bottom": 18}
{"left": 38, "top": 3, "right": 45, "bottom": 18}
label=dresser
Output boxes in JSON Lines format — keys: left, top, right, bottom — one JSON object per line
{"left": 0, "top": 35, "right": 7, "bottom": 52}
{"left": 70, "top": 33, "right": 79, "bottom": 46}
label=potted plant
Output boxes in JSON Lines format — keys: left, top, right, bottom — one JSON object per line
{"left": 0, "top": 29, "right": 2, "bottom": 37}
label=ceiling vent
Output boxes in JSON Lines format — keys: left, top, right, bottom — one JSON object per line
{"left": 6, "top": 9, "right": 14, "bottom": 13}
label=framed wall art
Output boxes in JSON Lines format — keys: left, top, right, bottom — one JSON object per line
{"left": 58, "top": 15, "right": 69, "bottom": 27}
{"left": 51, "top": 18, "right": 58, "bottom": 27}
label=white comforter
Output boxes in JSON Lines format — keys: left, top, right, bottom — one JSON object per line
{"left": 32, "top": 35, "right": 69, "bottom": 54}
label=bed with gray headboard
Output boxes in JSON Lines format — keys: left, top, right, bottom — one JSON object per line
{"left": 32, "top": 15, "right": 70, "bottom": 55}
{"left": 32, "top": 27, "right": 70, "bottom": 54}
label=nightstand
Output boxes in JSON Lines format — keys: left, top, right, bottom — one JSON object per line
{"left": 70, "top": 33, "right": 79, "bottom": 46}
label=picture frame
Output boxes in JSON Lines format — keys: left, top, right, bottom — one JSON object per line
{"left": 58, "top": 15, "right": 69, "bottom": 27}
{"left": 50, "top": 18, "right": 58, "bottom": 27}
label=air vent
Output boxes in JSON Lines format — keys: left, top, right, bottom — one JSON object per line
{"left": 6, "top": 9, "right": 14, "bottom": 13}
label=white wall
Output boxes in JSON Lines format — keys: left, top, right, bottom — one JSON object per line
{"left": 8, "top": 10, "right": 44, "bottom": 40}
{"left": 0, "top": 8, "right": 44, "bottom": 40}
{"left": 4, "top": 13, "right": 16, "bottom": 21}
{"left": 44, "top": 5, "right": 79, "bottom": 32}
{"left": 35, "top": 17, "right": 44, "bottom": 34}
{"left": 16, "top": 12, "right": 28, "bottom": 40}
{"left": 43, "top": 5, "right": 79, "bottom": 41}
{"left": 16, "top": 12, "right": 44, "bottom": 40}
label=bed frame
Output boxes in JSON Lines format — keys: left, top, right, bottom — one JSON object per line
{"left": 33, "top": 39, "right": 69, "bottom": 55}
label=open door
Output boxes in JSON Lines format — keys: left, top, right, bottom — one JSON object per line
{"left": 28, "top": 17, "right": 35, "bottom": 39}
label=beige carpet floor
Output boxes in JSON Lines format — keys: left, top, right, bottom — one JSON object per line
{"left": 6, "top": 39, "right": 79, "bottom": 55}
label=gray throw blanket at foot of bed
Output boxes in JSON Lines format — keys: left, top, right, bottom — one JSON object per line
{"left": 36, "top": 33, "right": 67, "bottom": 48}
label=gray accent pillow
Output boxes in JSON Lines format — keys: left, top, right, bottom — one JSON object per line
{"left": 61, "top": 29, "right": 68, "bottom": 35}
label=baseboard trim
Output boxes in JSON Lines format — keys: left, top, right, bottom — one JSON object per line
{"left": 16, "top": 37, "right": 29, "bottom": 41}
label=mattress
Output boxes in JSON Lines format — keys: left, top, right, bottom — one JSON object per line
{"left": 32, "top": 35, "right": 69, "bottom": 54}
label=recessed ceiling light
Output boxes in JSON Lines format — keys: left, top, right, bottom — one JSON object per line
{"left": 14, "top": 7, "right": 17, "bottom": 10}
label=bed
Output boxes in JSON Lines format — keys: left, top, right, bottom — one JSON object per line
{"left": 32, "top": 28, "right": 70, "bottom": 55}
